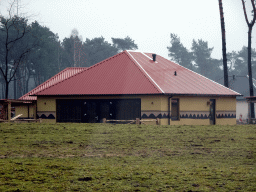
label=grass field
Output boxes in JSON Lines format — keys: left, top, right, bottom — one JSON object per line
{"left": 0, "top": 123, "right": 255, "bottom": 191}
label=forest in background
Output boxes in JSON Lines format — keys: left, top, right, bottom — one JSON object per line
{"left": 167, "top": 33, "right": 256, "bottom": 82}
{"left": 0, "top": 6, "right": 256, "bottom": 99}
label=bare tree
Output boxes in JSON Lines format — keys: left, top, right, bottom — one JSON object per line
{"left": 218, "top": 0, "right": 229, "bottom": 87}
{"left": 241, "top": 0, "right": 256, "bottom": 118}
{"left": 0, "top": 2, "right": 36, "bottom": 99}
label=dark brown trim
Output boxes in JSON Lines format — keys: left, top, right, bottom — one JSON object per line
{"left": 34, "top": 93, "right": 239, "bottom": 97}
{"left": 164, "top": 94, "right": 239, "bottom": 97}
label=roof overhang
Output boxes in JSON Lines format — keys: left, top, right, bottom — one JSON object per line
{"left": 0, "top": 99, "right": 36, "bottom": 106}
{"left": 34, "top": 93, "right": 239, "bottom": 98}
{"left": 245, "top": 96, "right": 256, "bottom": 103}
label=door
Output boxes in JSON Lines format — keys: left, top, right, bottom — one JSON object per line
{"left": 83, "top": 100, "right": 114, "bottom": 123}
{"left": 82, "top": 99, "right": 141, "bottom": 123}
{"left": 56, "top": 99, "right": 82, "bottom": 122}
{"left": 113, "top": 99, "right": 141, "bottom": 120}
{"left": 171, "top": 99, "right": 179, "bottom": 120}
{"left": 209, "top": 99, "right": 216, "bottom": 125}
{"left": 83, "top": 100, "right": 99, "bottom": 123}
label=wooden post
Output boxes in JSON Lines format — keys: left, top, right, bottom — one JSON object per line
{"left": 156, "top": 118, "right": 160, "bottom": 125}
{"left": 33, "top": 103, "right": 37, "bottom": 120}
{"left": 103, "top": 118, "right": 106, "bottom": 124}
{"left": 136, "top": 118, "right": 140, "bottom": 125}
{"left": 248, "top": 101, "right": 251, "bottom": 124}
{"left": 7, "top": 101, "right": 11, "bottom": 121}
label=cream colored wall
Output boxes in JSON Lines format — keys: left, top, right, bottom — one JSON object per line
{"left": 37, "top": 95, "right": 237, "bottom": 125}
{"left": 15, "top": 106, "right": 28, "bottom": 118}
{"left": 140, "top": 96, "right": 212, "bottom": 125}
{"left": 162, "top": 96, "right": 236, "bottom": 125}
{"left": 216, "top": 97, "right": 236, "bottom": 111}
{"left": 15, "top": 104, "right": 36, "bottom": 119}
{"left": 141, "top": 95, "right": 164, "bottom": 111}
{"left": 179, "top": 97, "right": 210, "bottom": 111}
{"left": 37, "top": 98, "right": 56, "bottom": 111}
{"left": 169, "top": 96, "right": 210, "bottom": 125}
{"left": 216, "top": 97, "right": 236, "bottom": 125}
{"left": 37, "top": 97, "right": 56, "bottom": 123}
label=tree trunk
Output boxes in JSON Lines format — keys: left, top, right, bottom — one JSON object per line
{"left": 248, "top": 26, "right": 255, "bottom": 118}
{"left": 218, "top": 0, "right": 229, "bottom": 87}
{"left": 241, "top": 0, "right": 256, "bottom": 120}
{"left": 5, "top": 80, "right": 9, "bottom": 99}
{"left": 14, "top": 75, "right": 16, "bottom": 99}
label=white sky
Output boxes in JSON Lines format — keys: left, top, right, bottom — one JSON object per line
{"left": 1, "top": 0, "right": 256, "bottom": 60}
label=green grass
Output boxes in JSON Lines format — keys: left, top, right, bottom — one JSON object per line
{"left": 0, "top": 123, "right": 255, "bottom": 191}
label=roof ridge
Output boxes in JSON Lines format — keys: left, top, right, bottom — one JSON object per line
{"left": 33, "top": 52, "right": 126, "bottom": 96}
{"left": 164, "top": 56, "right": 241, "bottom": 95}
{"left": 19, "top": 67, "right": 87, "bottom": 99}
{"left": 125, "top": 50, "right": 163, "bottom": 93}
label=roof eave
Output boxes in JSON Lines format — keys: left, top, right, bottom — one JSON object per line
{"left": 164, "top": 93, "right": 240, "bottom": 97}
{"left": 34, "top": 93, "right": 240, "bottom": 97}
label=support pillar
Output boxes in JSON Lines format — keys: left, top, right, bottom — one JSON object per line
{"left": 33, "top": 103, "right": 37, "bottom": 119}
{"left": 7, "top": 101, "right": 11, "bottom": 121}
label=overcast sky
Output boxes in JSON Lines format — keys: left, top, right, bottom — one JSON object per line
{"left": 1, "top": 0, "right": 256, "bottom": 60}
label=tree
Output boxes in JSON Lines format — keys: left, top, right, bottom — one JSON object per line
{"left": 62, "top": 29, "right": 85, "bottom": 68}
{"left": 0, "top": 14, "right": 36, "bottom": 99}
{"left": 28, "top": 21, "right": 60, "bottom": 87}
{"left": 241, "top": 0, "right": 256, "bottom": 118}
{"left": 232, "top": 46, "right": 256, "bottom": 76}
{"left": 167, "top": 34, "right": 194, "bottom": 70}
{"left": 191, "top": 39, "right": 218, "bottom": 78}
{"left": 111, "top": 36, "right": 138, "bottom": 52}
{"left": 82, "top": 37, "right": 118, "bottom": 67}
{"left": 218, "top": 0, "right": 229, "bottom": 87}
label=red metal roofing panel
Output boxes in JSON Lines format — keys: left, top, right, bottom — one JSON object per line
{"left": 19, "top": 67, "right": 87, "bottom": 100}
{"left": 31, "top": 50, "right": 240, "bottom": 97}
{"left": 35, "top": 52, "right": 160, "bottom": 95}
{"left": 128, "top": 51, "right": 240, "bottom": 96}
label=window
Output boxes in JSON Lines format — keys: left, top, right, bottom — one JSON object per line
{"left": 171, "top": 99, "right": 179, "bottom": 120}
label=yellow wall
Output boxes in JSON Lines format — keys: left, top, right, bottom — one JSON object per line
{"left": 140, "top": 95, "right": 236, "bottom": 125}
{"left": 179, "top": 97, "right": 210, "bottom": 111}
{"left": 216, "top": 97, "right": 236, "bottom": 111}
{"left": 15, "top": 106, "right": 28, "bottom": 118}
{"left": 15, "top": 104, "right": 36, "bottom": 119}
{"left": 216, "top": 97, "right": 236, "bottom": 125}
{"left": 36, "top": 95, "right": 237, "bottom": 125}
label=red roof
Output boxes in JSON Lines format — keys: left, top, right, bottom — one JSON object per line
{"left": 30, "top": 50, "right": 240, "bottom": 97}
{"left": 19, "top": 67, "right": 87, "bottom": 100}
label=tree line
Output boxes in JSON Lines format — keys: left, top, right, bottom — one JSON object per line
{"left": 167, "top": 33, "right": 256, "bottom": 81}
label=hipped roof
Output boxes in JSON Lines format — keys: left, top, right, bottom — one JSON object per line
{"left": 31, "top": 50, "right": 240, "bottom": 97}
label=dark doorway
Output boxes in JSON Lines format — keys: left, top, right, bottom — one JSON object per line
{"left": 82, "top": 100, "right": 114, "bottom": 123}
{"left": 209, "top": 99, "right": 216, "bottom": 125}
{"left": 113, "top": 99, "right": 141, "bottom": 120}
{"left": 83, "top": 99, "right": 141, "bottom": 123}
{"left": 171, "top": 98, "right": 179, "bottom": 120}
{"left": 56, "top": 99, "right": 82, "bottom": 122}
{"left": 56, "top": 99, "right": 141, "bottom": 123}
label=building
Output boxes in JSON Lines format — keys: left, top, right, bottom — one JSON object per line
{"left": 18, "top": 50, "right": 240, "bottom": 125}
{"left": 217, "top": 75, "right": 256, "bottom": 123}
